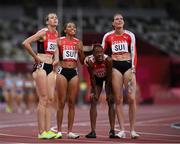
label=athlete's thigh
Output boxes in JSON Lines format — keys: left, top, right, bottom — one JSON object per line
{"left": 67, "top": 75, "right": 79, "bottom": 102}
{"left": 90, "top": 84, "right": 103, "bottom": 101}
{"left": 47, "top": 71, "right": 56, "bottom": 98}
{"left": 124, "top": 70, "right": 136, "bottom": 98}
{"left": 112, "top": 68, "right": 123, "bottom": 97}
{"left": 33, "top": 70, "right": 48, "bottom": 97}
{"left": 15, "top": 93, "right": 23, "bottom": 100}
{"left": 56, "top": 73, "right": 68, "bottom": 102}
{"left": 105, "top": 82, "right": 113, "bottom": 102}
{"left": 96, "top": 85, "right": 103, "bottom": 99}
{"left": 123, "top": 69, "right": 132, "bottom": 87}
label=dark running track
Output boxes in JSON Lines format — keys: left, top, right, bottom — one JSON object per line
{"left": 0, "top": 104, "right": 180, "bottom": 143}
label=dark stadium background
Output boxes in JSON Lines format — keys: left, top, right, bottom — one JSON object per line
{"left": 0, "top": 0, "right": 180, "bottom": 104}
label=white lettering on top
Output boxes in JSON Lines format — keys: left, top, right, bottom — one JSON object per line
{"left": 47, "top": 40, "right": 57, "bottom": 52}
{"left": 112, "top": 41, "right": 128, "bottom": 53}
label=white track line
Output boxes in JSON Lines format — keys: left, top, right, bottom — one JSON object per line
{"left": 171, "top": 123, "right": 180, "bottom": 129}
{"left": 118, "top": 129, "right": 180, "bottom": 138}
{"left": 136, "top": 115, "right": 180, "bottom": 124}
{"left": 0, "top": 133, "right": 34, "bottom": 138}
{"left": 0, "top": 114, "right": 180, "bottom": 142}
{"left": 0, "top": 132, "right": 116, "bottom": 143}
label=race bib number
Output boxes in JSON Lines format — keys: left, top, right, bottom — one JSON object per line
{"left": 63, "top": 50, "right": 78, "bottom": 60}
{"left": 36, "top": 63, "right": 44, "bottom": 69}
{"left": 47, "top": 40, "right": 57, "bottom": 52}
{"left": 57, "top": 66, "right": 62, "bottom": 74}
{"left": 112, "top": 42, "right": 128, "bottom": 53}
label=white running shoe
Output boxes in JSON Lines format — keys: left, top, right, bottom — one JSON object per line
{"left": 115, "top": 131, "right": 126, "bottom": 138}
{"left": 130, "top": 131, "right": 140, "bottom": 139}
{"left": 54, "top": 132, "right": 62, "bottom": 139}
{"left": 67, "top": 132, "right": 80, "bottom": 139}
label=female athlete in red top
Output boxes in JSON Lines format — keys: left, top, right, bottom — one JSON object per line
{"left": 56, "top": 22, "right": 84, "bottom": 139}
{"left": 102, "top": 13, "right": 139, "bottom": 139}
{"left": 22, "top": 13, "right": 59, "bottom": 139}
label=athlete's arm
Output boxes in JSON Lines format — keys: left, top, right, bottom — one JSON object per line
{"left": 105, "top": 56, "right": 112, "bottom": 95}
{"left": 52, "top": 38, "right": 60, "bottom": 71}
{"left": 102, "top": 33, "right": 112, "bottom": 57}
{"left": 130, "top": 33, "right": 137, "bottom": 73}
{"left": 87, "top": 60, "right": 98, "bottom": 98}
{"left": 77, "top": 41, "right": 85, "bottom": 65}
{"left": 22, "top": 29, "right": 46, "bottom": 63}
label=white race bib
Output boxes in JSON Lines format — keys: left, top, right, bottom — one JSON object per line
{"left": 47, "top": 40, "right": 57, "bottom": 52}
{"left": 63, "top": 50, "right": 78, "bottom": 60}
{"left": 112, "top": 42, "right": 128, "bottom": 53}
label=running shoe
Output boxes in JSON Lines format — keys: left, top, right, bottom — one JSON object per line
{"left": 115, "top": 130, "right": 126, "bottom": 138}
{"left": 130, "top": 131, "right": 139, "bottom": 139}
{"left": 47, "top": 130, "right": 57, "bottom": 139}
{"left": 109, "top": 129, "right": 116, "bottom": 138}
{"left": 38, "top": 131, "right": 49, "bottom": 139}
{"left": 54, "top": 132, "right": 62, "bottom": 139}
{"left": 85, "top": 131, "right": 96, "bottom": 138}
{"left": 67, "top": 132, "right": 80, "bottom": 139}
{"left": 5, "top": 106, "right": 12, "bottom": 113}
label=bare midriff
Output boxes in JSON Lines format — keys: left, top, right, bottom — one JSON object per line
{"left": 112, "top": 52, "right": 131, "bottom": 61}
{"left": 37, "top": 53, "right": 53, "bottom": 64}
{"left": 59, "top": 61, "right": 77, "bottom": 69}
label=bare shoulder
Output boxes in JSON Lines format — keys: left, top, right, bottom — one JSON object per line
{"left": 36, "top": 28, "right": 47, "bottom": 35}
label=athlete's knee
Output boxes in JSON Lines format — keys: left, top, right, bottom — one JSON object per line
{"left": 39, "top": 92, "right": 48, "bottom": 98}
{"left": 128, "top": 96, "right": 136, "bottom": 104}
{"left": 91, "top": 96, "right": 98, "bottom": 104}
{"left": 115, "top": 96, "right": 123, "bottom": 105}
{"left": 58, "top": 101, "right": 65, "bottom": 109}
{"left": 90, "top": 100, "right": 98, "bottom": 108}
{"left": 127, "top": 85, "right": 136, "bottom": 95}
{"left": 68, "top": 99, "right": 75, "bottom": 109}
{"left": 38, "top": 97, "right": 48, "bottom": 107}
{"left": 106, "top": 96, "right": 114, "bottom": 106}
{"left": 47, "top": 96, "right": 54, "bottom": 105}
